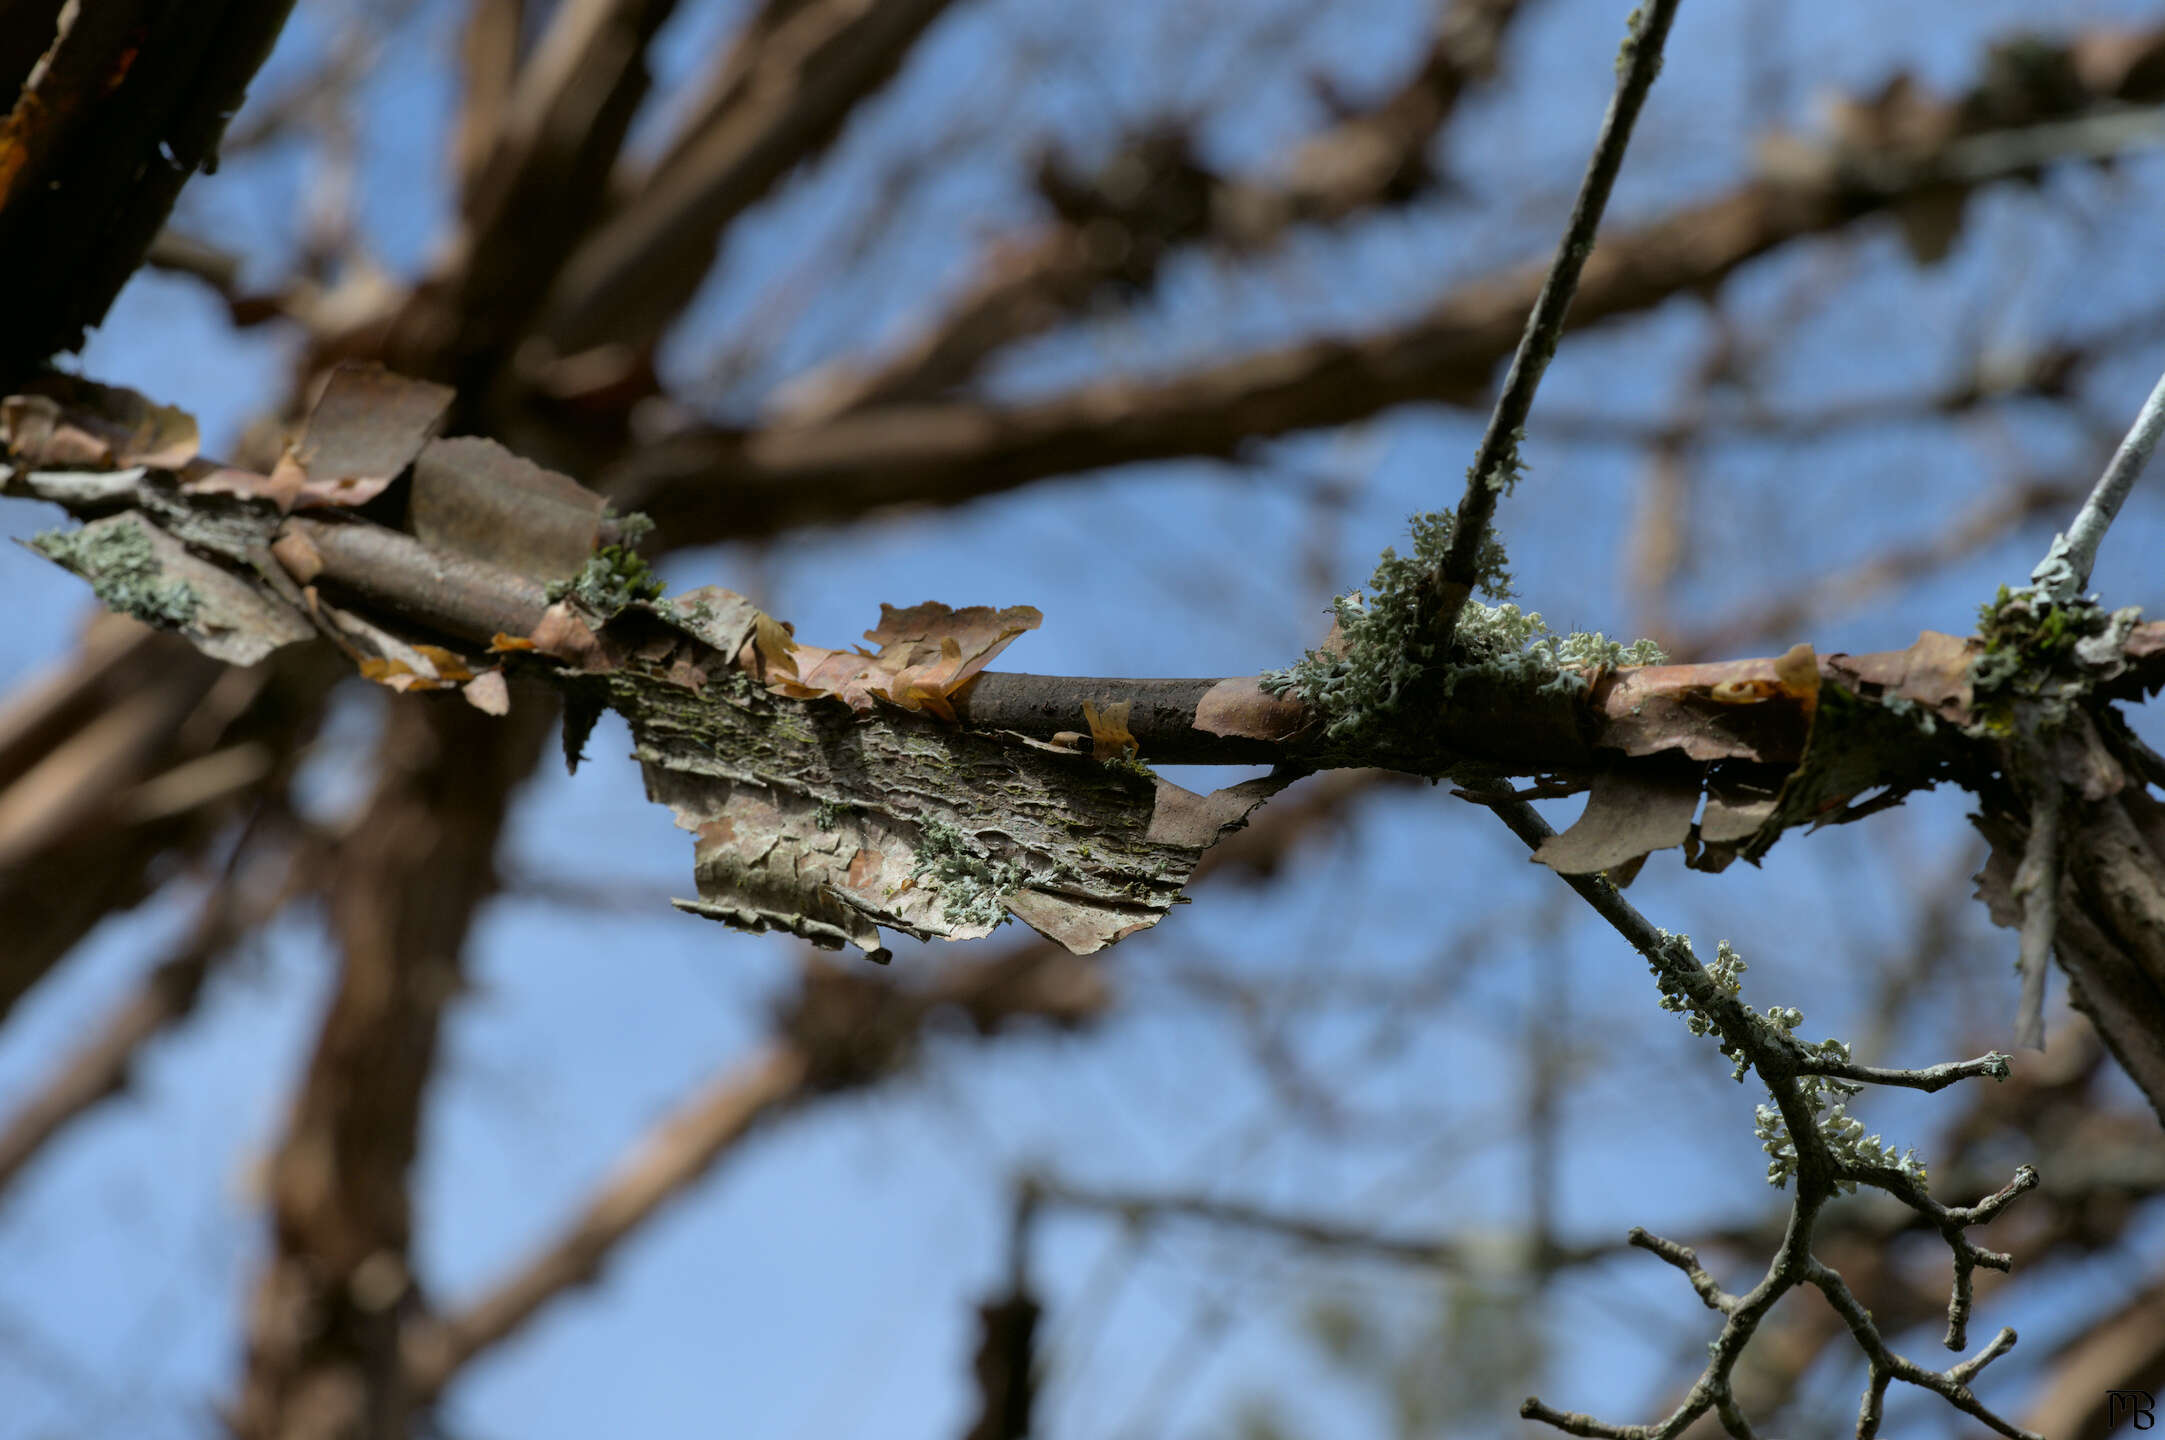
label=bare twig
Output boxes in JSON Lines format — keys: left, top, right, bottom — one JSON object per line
{"left": 1420, "top": 0, "right": 1682, "bottom": 651}
{"left": 2037, "top": 363, "right": 2165, "bottom": 597}
{"left": 1025, "top": 1175, "right": 1614, "bottom": 1271}
{"left": 1462, "top": 783, "right": 2037, "bottom": 1439}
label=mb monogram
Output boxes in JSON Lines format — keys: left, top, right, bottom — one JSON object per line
{"left": 2109, "top": 1390, "right": 2157, "bottom": 1431}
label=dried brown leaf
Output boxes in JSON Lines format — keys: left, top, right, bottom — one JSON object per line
{"left": 1, "top": 380, "right": 199, "bottom": 470}
{"left": 752, "top": 611, "right": 799, "bottom": 679}
{"left": 409, "top": 436, "right": 603, "bottom": 581}
{"left": 285, "top": 362, "right": 455, "bottom": 511}
{"left": 1193, "top": 677, "right": 1307, "bottom": 742}
{"left": 529, "top": 601, "right": 614, "bottom": 670}
{"left": 269, "top": 525, "right": 324, "bottom": 585}
{"left": 462, "top": 671, "right": 511, "bottom": 715}
{"left": 1082, "top": 700, "right": 1137, "bottom": 761}
{"left": 1533, "top": 759, "right": 1702, "bottom": 875}
{"left": 755, "top": 601, "right": 1041, "bottom": 715}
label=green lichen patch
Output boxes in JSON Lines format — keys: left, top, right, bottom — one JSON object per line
{"left": 1970, "top": 581, "right": 2143, "bottom": 728}
{"left": 1261, "top": 509, "right": 1662, "bottom": 758}
{"left": 30, "top": 521, "right": 198, "bottom": 628}
{"left": 908, "top": 815, "right": 1023, "bottom": 929}
{"left": 547, "top": 541, "right": 665, "bottom": 617}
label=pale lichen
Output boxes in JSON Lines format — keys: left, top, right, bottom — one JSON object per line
{"left": 30, "top": 523, "right": 198, "bottom": 628}
{"left": 908, "top": 815, "right": 1023, "bottom": 929}
{"left": 1648, "top": 931, "right": 1928, "bottom": 1194}
{"left": 1260, "top": 509, "right": 1663, "bottom": 752}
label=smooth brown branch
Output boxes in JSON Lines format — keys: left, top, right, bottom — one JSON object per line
{"left": 402, "top": 1042, "right": 814, "bottom": 1399}
{"left": 771, "top": 0, "right": 1531, "bottom": 421}
{"left": 403, "top": 945, "right": 1110, "bottom": 1400}
{"left": 0, "top": 830, "right": 299, "bottom": 1199}
{"left": 1420, "top": 0, "right": 1683, "bottom": 653}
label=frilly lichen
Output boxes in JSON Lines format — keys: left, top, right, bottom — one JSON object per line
{"left": 1650, "top": 931, "right": 1927, "bottom": 1193}
{"left": 1260, "top": 509, "right": 1663, "bottom": 748}
{"left": 908, "top": 815, "right": 1022, "bottom": 929}
{"left": 1970, "top": 575, "right": 2143, "bottom": 729}
{"left": 1755, "top": 1041, "right": 1929, "bottom": 1195}
{"left": 548, "top": 518, "right": 665, "bottom": 616}
{"left": 30, "top": 523, "right": 198, "bottom": 628}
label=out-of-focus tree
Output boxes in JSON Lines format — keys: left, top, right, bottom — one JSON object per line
{"left": 2, "top": 3, "right": 2164, "bottom": 1439}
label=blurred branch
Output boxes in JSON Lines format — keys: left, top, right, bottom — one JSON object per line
{"left": 1661, "top": 473, "right": 2082, "bottom": 662}
{"left": 2023, "top": 1275, "right": 2165, "bottom": 1440}
{"left": 0, "top": 619, "right": 318, "bottom": 1026}
{"left": 1025, "top": 1174, "right": 1622, "bottom": 1271}
{"left": 773, "top": 0, "right": 1531, "bottom": 421}
{"left": 384, "top": 0, "right": 685, "bottom": 392}
{"left": 535, "top": 0, "right": 962, "bottom": 359}
{"left": 233, "top": 698, "right": 556, "bottom": 1440}
{"left": 453, "top": 0, "right": 527, "bottom": 203}
{"left": 620, "top": 79, "right": 2165, "bottom": 545}
{"left": 402, "top": 944, "right": 1110, "bottom": 1400}
{"left": 0, "top": 821, "right": 303, "bottom": 1201}
{"left": 401, "top": 1042, "right": 812, "bottom": 1400}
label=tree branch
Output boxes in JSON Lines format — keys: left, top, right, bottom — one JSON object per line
{"left": 1422, "top": 0, "right": 1681, "bottom": 651}
{"left": 403, "top": 944, "right": 1110, "bottom": 1400}
{"left": 534, "top": 0, "right": 962, "bottom": 359}
{"left": 773, "top": 0, "right": 1531, "bottom": 421}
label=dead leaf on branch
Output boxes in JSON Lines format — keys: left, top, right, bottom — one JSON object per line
{"left": 1533, "top": 757, "right": 1702, "bottom": 878}
{"left": 0, "top": 377, "right": 199, "bottom": 471}
{"left": 410, "top": 435, "right": 603, "bottom": 582}
{"left": 759, "top": 601, "right": 1042, "bottom": 719}
{"left": 181, "top": 362, "right": 454, "bottom": 513}
{"left": 1082, "top": 699, "right": 1137, "bottom": 761}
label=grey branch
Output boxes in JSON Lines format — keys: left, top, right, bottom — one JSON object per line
{"left": 1422, "top": 0, "right": 1683, "bottom": 651}
{"left": 2037, "top": 362, "right": 2165, "bottom": 597}
{"left": 1465, "top": 782, "right": 2038, "bottom": 1439}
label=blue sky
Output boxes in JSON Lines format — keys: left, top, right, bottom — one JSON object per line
{"left": 4, "top": 0, "right": 2165, "bottom": 1437}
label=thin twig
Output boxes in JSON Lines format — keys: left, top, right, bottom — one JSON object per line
{"left": 1791, "top": 1051, "right": 2012, "bottom": 1094}
{"left": 1458, "top": 782, "right": 2038, "bottom": 1439}
{"left": 1026, "top": 1175, "right": 1612, "bottom": 1270}
{"left": 1422, "top": 0, "right": 1683, "bottom": 650}
{"left": 2038, "top": 364, "right": 2165, "bottom": 595}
